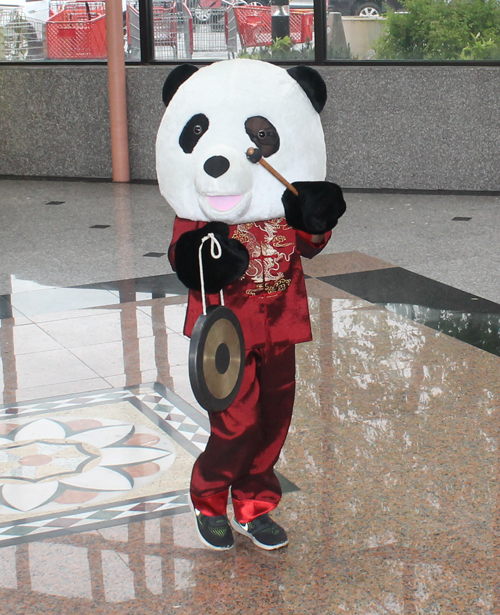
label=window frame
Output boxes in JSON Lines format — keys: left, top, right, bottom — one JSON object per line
{"left": 1, "top": 0, "right": 500, "bottom": 66}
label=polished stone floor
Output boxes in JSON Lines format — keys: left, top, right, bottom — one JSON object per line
{"left": 0, "top": 179, "right": 499, "bottom": 614}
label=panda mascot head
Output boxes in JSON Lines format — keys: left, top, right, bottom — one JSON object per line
{"left": 156, "top": 59, "right": 328, "bottom": 225}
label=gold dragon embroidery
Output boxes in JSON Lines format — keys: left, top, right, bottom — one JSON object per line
{"left": 233, "top": 218, "right": 295, "bottom": 296}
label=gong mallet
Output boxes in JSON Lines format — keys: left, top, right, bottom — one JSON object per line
{"left": 246, "top": 147, "right": 299, "bottom": 196}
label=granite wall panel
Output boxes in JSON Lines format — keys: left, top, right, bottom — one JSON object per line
{"left": 125, "top": 66, "right": 167, "bottom": 182}
{"left": 0, "top": 64, "right": 499, "bottom": 191}
{"left": 0, "top": 65, "right": 112, "bottom": 179}
{"left": 318, "top": 66, "right": 500, "bottom": 191}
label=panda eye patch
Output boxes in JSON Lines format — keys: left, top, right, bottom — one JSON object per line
{"left": 245, "top": 116, "right": 280, "bottom": 158}
{"left": 179, "top": 114, "right": 209, "bottom": 153}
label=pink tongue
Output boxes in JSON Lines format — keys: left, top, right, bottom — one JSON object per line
{"left": 207, "top": 195, "right": 242, "bottom": 211}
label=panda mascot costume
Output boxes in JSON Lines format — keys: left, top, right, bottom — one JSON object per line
{"left": 156, "top": 59, "right": 346, "bottom": 551}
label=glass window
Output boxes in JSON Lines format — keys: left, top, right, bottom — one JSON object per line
{"left": 151, "top": 0, "right": 193, "bottom": 60}
{"left": 0, "top": 0, "right": 140, "bottom": 62}
{"left": 1, "top": 0, "right": 499, "bottom": 62}
{"left": 46, "top": 1, "right": 108, "bottom": 60}
{"left": 152, "top": 0, "right": 315, "bottom": 61}
{"left": 126, "top": 0, "right": 142, "bottom": 59}
{"left": 0, "top": 0, "right": 48, "bottom": 60}
{"left": 327, "top": 0, "right": 500, "bottom": 60}
{"left": 0, "top": 0, "right": 111, "bottom": 61}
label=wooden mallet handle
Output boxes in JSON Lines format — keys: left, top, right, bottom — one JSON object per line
{"left": 246, "top": 148, "right": 299, "bottom": 196}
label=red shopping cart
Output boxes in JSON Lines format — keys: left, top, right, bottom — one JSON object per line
{"left": 46, "top": 1, "right": 107, "bottom": 60}
{"left": 233, "top": 6, "right": 313, "bottom": 47}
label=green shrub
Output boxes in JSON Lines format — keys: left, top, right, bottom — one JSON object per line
{"left": 374, "top": 0, "right": 500, "bottom": 59}
{"left": 238, "top": 36, "right": 315, "bottom": 60}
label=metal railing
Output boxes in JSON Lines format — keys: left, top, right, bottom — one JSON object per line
{"left": 0, "top": 8, "right": 44, "bottom": 60}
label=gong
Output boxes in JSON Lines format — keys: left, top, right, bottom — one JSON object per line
{"left": 189, "top": 305, "right": 245, "bottom": 412}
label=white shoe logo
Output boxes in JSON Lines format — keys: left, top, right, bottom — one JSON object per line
{"left": 241, "top": 523, "right": 249, "bottom": 531}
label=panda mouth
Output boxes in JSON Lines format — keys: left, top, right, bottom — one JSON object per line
{"left": 206, "top": 195, "right": 242, "bottom": 211}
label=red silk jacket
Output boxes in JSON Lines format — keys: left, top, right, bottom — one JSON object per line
{"left": 169, "top": 217, "right": 331, "bottom": 349}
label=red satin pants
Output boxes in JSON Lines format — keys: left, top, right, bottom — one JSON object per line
{"left": 190, "top": 343, "right": 296, "bottom": 524}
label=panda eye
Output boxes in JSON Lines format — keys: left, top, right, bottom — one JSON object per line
{"left": 179, "top": 114, "right": 209, "bottom": 154}
{"left": 245, "top": 116, "right": 280, "bottom": 158}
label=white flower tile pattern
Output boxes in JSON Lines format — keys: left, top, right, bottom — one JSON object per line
{"left": 0, "top": 415, "right": 175, "bottom": 514}
{"left": 0, "top": 384, "right": 210, "bottom": 546}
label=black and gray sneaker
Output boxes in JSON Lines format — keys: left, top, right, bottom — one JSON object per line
{"left": 191, "top": 501, "right": 234, "bottom": 551}
{"left": 231, "top": 513, "right": 289, "bottom": 550}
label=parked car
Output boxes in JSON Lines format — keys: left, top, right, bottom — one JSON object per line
{"left": 328, "top": 0, "right": 402, "bottom": 16}
{"left": 290, "top": 0, "right": 403, "bottom": 16}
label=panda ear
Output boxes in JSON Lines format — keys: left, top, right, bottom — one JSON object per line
{"left": 162, "top": 65, "right": 199, "bottom": 107}
{"left": 287, "top": 66, "right": 327, "bottom": 113}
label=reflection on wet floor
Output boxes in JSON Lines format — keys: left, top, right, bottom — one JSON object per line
{"left": 2, "top": 265, "right": 499, "bottom": 360}
{"left": 0, "top": 253, "right": 498, "bottom": 613}
{"left": 381, "top": 303, "right": 500, "bottom": 357}
{"left": 0, "top": 274, "right": 187, "bottom": 320}
{"left": 320, "top": 266, "right": 500, "bottom": 358}
{"left": 320, "top": 267, "right": 500, "bottom": 313}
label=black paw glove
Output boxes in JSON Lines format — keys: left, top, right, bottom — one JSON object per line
{"left": 174, "top": 221, "right": 249, "bottom": 293}
{"left": 282, "top": 181, "right": 346, "bottom": 235}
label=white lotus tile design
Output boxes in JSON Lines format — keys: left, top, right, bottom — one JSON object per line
{"left": 0, "top": 416, "right": 176, "bottom": 513}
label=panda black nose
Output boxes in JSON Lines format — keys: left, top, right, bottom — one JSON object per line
{"left": 204, "top": 156, "right": 230, "bottom": 178}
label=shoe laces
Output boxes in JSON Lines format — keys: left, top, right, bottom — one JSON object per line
{"left": 205, "top": 515, "right": 231, "bottom": 538}
{"left": 248, "top": 514, "right": 281, "bottom": 535}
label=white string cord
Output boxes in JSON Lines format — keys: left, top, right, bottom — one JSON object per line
{"left": 198, "top": 232, "right": 225, "bottom": 315}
